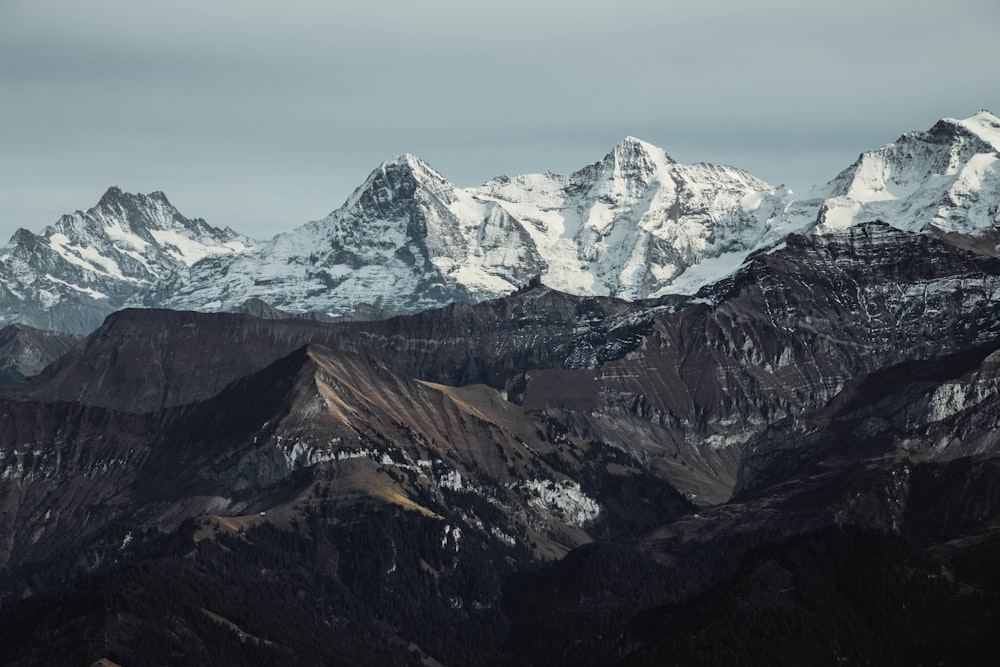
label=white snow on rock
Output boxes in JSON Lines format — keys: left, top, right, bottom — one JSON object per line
{"left": 811, "top": 110, "right": 1000, "bottom": 236}
{"left": 162, "top": 136, "right": 796, "bottom": 314}
{"left": 438, "top": 469, "right": 465, "bottom": 492}
{"left": 520, "top": 479, "right": 600, "bottom": 527}
{"left": 471, "top": 137, "right": 793, "bottom": 301}
{"left": 0, "top": 187, "right": 256, "bottom": 333}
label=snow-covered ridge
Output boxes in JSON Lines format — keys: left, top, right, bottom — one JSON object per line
{"left": 165, "top": 110, "right": 995, "bottom": 315}
{"left": 811, "top": 110, "right": 1000, "bottom": 235}
{"left": 0, "top": 186, "right": 256, "bottom": 332}
{"left": 3, "top": 110, "right": 998, "bottom": 331}
{"left": 470, "top": 137, "right": 790, "bottom": 299}
{"left": 163, "top": 135, "right": 792, "bottom": 313}
{"left": 950, "top": 109, "right": 1000, "bottom": 152}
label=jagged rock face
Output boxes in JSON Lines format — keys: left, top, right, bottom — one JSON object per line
{"left": 157, "top": 344, "right": 687, "bottom": 554}
{"left": 733, "top": 341, "right": 1000, "bottom": 502}
{"left": 0, "top": 323, "right": 80, "bottom": 387}
{"left": 0, "top": 397, "right": 159, "bottom": 569}
{"left": 0, "top": 187, "right": 253, "bottom": 333}
{"left": 602, "top": 343, "right": 1000, "bottom": 661}
{"left": 10, "top": 309, "right": 345, "bottom": 412}
{"left": 521, "top": 223, "right": 1000, "bottom": 503}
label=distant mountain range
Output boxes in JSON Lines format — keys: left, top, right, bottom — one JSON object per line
{"left": 0, "top": 187, "right": 252, "bottom": 333}
{"left": 2, "top": 110, "right": 997, "bottom": 334}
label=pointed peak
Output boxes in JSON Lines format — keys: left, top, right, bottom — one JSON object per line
{"left": 6, "top": 227, "right": 40, "bottom": 249}
{"left": 620, "top": 135, "right": 655, "bottom": 150}
{"left": 379, "top": 153, "right": 415, "bottom": 169}
{"left": 378, "top": 153, "right": 442, "bottom": 176}
{"left": 98, "top": 185, "right": 125, "bottom": 206}
{"left": 333, "top": 153, "right": 450, "bottom": 215}
{"left": 605, "top": 136, "right": 675, "bottom": 166}
{"left": 365, "top": 153, "right": 449, "bottom": 188}
{"left": 375, "top": 153, "right": 425, "bottom": 172}
{"left": 11, "top": 227, "right": 37, "bottom": 242}
{"left": 96, "top": 186, "right": 173, "bottom": 209}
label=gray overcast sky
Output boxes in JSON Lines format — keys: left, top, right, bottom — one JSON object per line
{"left": 2, "top": 0, "right": 998, "bottom": 242}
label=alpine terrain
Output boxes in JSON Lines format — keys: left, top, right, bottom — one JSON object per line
{"left": 0, "top": 187, "right": 253, "bottom": 334}
{"left": 1, "top": 110, "right": 999, "bottom": 665}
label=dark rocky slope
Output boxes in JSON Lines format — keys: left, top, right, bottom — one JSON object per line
{"left": 0, "top": 323, "right": 80, "bottom": 387}
{"left": 10, "top": 285, "right": 651, "bottom": 413}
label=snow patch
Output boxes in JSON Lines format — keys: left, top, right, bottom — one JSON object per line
{"left": 150, "top": 229, "right": 242, "bottom": 266}
{"left": 44, "top": 274, "right": 108, "bottom": 300}
{"left": 441, "top": 524, "right": 462, "bottom": 551}
{"left": 520, "top": 479, "right": 600, "bottom": 526}
{"left": 48, "top": 233, "right": 129, "bottom": 280}
{"left": 439, "top": 469, "right": 464, "bottom": 492}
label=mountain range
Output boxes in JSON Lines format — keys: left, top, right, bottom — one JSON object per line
{"left": 3, "top": 109, "right": 997, "bottom": 335}
{"left": 1, "top": 110, "right": 999, "bottom": 665}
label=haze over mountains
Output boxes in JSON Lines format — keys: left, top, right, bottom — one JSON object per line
{"left": 1, "top": 111, "right": 1000, "bottom": 665}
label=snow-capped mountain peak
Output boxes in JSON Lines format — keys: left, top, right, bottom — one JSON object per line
{"left": 57, "top": 186, "right": 251, "bottom": 268}
{"left": 604, "top": 135, "right": 676, "bottom": 173}
{"left": 944, "top": 109, "right": 1000, "bottom": 152}
{"left": 811, "top": 110, "right": 1000, "bottom": 235}
{"left": 378, "top": 152, "right": 441, "bottom": 174}
{"left": 578, "top": 136, "right": 676, "bottom": 195}
{"left": 163, "top": 152, "right": 545, "bottom": 315}
{"left": 0, "top": 188, "right": 256, "bottom": 333}
{"left": 618, "top": 135, "right": 675, "bottom": 160}
{"left": 96, "top": 184, "right": 168, "bottom": 208}
{"left": 155, "top": 112, "right": 1000, "bottom": 316}
{"left": 470, "top": 139, "right": 777, "bottom": 299}
{"left": 334, "top": 152, "right": 452, "bottom": 219}
{"left": 165, "top": 136, "right": 781, "bottom": 315}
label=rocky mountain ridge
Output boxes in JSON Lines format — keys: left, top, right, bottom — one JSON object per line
{"left": 3, "top": 266, "right": 1000, "bottom": 664}
{"left": 0, "top": 187, "right": 253, "bottom": 333}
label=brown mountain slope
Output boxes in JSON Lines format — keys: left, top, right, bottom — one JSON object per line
{"left": 11, "top": 286, "right": 649, "bottom": 413}
{"left": 0, "top": 342, "right": 690, "bottom": 574}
